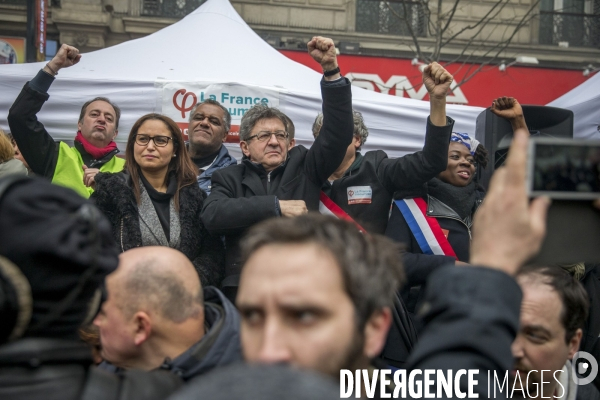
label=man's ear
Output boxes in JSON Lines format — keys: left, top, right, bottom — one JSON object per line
{"left": 362, "top": 307, "right": 392, "bottom": 359}
{"left": 240, "top": 141, "right": 250, "bottom": 158}
{"left": 287, "top": 138, "right": 296, "bottom": 150}
{"left": 568, "top": 328, "right": 583, "bottom": 359}
{"left": 133, "top": 311, "right": 152, "bottom": 346}
{"left": 78, "top": 121, "right": 83, "bottom": 132}
{"left": 112, "top": 129, "right": 118, "bottom": 140}
{"left": 353, "top": 136, "right": 361, "bottom": 149}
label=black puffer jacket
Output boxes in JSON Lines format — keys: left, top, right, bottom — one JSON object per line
{"left": 91, "top": 172, "right": 225, "bottom": 287}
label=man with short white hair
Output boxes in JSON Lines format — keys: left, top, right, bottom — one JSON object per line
{"left": 94, "top": 246, "right": 241, "bottom": 380}
{"left": 201, "top": 36, "right": 354, "bottom": 302}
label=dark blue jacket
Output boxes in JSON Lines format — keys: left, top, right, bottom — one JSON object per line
{"left": 197, "top": 146, "right": 237, "bottom": 196}
{"left": 163, "top": 286, "right": 242, "bottom": 380}
{"left": 99, "top": 286, "right": 242, "bottom": 382}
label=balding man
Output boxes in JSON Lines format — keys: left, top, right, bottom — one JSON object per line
{"left": 94, "top": 246, "right": 241, "bottom": 380}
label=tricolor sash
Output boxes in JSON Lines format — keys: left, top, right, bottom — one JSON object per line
{"left": 394, "top": 198, "right": 457, "bottom": 259}
{"left": 319, "top": 191, "right": 367, "bottom": 233}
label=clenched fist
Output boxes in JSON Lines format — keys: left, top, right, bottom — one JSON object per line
{"left": 307, "top": 36, "right": 338, "bottom": 74}
{"left": 491, "top": 96, "right": 527, "bottom": 130}
{"left": 422, "top": 62, "right": 453, "bottom": 100}
{"left": 45, "top": 44, "right": 81, "bottom": 75}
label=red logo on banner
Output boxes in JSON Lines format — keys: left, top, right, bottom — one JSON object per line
{"left": 173, "top": 89, "right": 197, "bottom": 118}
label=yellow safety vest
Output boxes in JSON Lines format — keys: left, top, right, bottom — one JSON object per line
{"left": 52, "top": 141, "right": 125, "bottom": 198}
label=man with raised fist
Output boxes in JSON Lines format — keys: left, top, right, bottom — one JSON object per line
{"left": 201, "top": 36, "right": 354, "bottom": 303}
{"left": 311, "top": 62, "right": 455, "bottom": 235}
{"left": 8, "top": 44, "right": 125, "bottom": 198}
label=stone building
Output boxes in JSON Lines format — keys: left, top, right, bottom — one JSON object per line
{"left": 1, "top": 0, "right": 598, "bottom": 69}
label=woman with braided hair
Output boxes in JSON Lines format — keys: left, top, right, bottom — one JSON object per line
{"left": 381, "top": 131, "right": 489, "bottom": 368}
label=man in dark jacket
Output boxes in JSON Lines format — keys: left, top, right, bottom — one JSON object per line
{"left": 186, "top": 99, "right": 237, "bottom": 195}
{"left": 7, "top": 44, "right": 124, "bottom": 199}
{"left": 312, "top": 62, "right": 454, "bottom": 234}
{"left": 94, "top": 246, "right": 241, "bottom": 381}
{"left": 0, "top": 176, "right": 182, "bottom": 400}
{"left": 229, "top": 127, "right": 551, "bottom": 399}
{"left": 510, "top": 265, "right": 600, "bottom": 399}
{"left": 201, "top": 36, "right": 354, "bottom": 302}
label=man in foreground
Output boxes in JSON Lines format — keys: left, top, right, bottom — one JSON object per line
{"left": 229, "top": 127, "right": 551, "bottom": 398}
{"left": 8, "top": 44, "right": 124, "bottom": 198}
{"left": 94, "top": 246, "right": 241, "bottom": 380}
{"left": 511, "top": 265, "right": 599, "bottom": 399}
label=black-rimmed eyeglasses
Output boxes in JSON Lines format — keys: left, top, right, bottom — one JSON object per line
{"left": 246, "top": 131, "right": 289, "bottom": 142}
{"left": 135, "top": 134, "right": 173, "bottom": 147}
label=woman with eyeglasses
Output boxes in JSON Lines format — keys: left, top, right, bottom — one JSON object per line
{"left": 91, "top": 113, "right": 224, "bottom": 287}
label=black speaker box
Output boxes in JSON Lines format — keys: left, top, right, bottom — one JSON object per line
{"left": 475, "top": 105, "right": 574, "bottom": 189}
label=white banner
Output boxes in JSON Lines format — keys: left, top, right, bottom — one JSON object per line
{"left": 157, "top": 81, "right": 281, "bottom": 142}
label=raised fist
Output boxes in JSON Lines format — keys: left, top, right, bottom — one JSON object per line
{"left": 491, "top": 97, "right": 524, "bottom": 121}
{"left": 422, "top": 62, "right": 453, "bottom": 100}
{"left": 307, "top": 36, "right": 338, "bottom": 72}
{"left": 47, "top": 44, "right": 81, "bottom": 73}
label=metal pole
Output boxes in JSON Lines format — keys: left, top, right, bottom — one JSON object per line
{"left": 26, "top": 0, "right": 36, "bottom": 63}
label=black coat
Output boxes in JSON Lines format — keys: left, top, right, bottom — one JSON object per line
{"left": 0, "top": 338, "right": 182, "bottom": 400}
{"left": 201, "top": 78, "right": 354, "bottom": 298}
{"left": 382, "top": 183, "right": 485, "bottom": 367}
{"left": 387, "top": 183, "right": 486, "bottom": 293}
{"left": 91, "top": 172, "right": 225, "bottom": 288}
{"left": 321, "top": 117, "right": 453, "bottom": 234}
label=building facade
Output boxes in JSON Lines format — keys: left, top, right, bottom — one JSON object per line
{"left": 1, "top": 0, "right": 599, "bottom": 90}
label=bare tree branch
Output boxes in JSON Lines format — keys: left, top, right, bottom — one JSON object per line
{"left": 384, "top": 0, "right": 426, "bottom": 61}
{"left": 440, "top": 0, "right": 509, "bottom": 48}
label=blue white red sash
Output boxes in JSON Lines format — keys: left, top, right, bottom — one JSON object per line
{"left": 394, "top": 198, "right": 457, "bottom": 259}
{"left": 319, "top": 191, "right": 367, "bottom": 233}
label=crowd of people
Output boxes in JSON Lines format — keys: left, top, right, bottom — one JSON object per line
{"left": 1, "top": 36, "right": 599, "bottom": 400}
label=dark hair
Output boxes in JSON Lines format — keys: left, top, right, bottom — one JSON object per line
{"left": 474, "top": 144, "right": 489, "bottom": 169}
{"left": 284, "top": 114, "right": 296, "bottom": 141}
{"left": 125, "top": 113, "right": 198, "bottom": 211}
{"left": 517, "top": 265, "right": 589, "bottom": 343}
{"left": 189, "top": 99, "right": 232, "bottom": 133}
{"left": 239, "top": 104, "right": 290, "bottom": 141}
{"left": 240, "top": 213, "right": 404, "bottom": 330}
{"left": 79, "top": 97, "right": 122, "bottom": 129}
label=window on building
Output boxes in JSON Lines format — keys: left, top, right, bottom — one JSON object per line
{"left": 539, "top": 0, "right": 600, "bottom": 48}
{"left": 356, "top": 0, "right": 426, "bottom": 37}
{"left": 141, "top": 0, "right": 206, "bottom": 18}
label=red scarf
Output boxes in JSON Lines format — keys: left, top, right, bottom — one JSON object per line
{"left": 75, "top": 131, "right": 118, "bottom": 160}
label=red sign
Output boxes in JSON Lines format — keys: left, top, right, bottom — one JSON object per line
{"left": 280, "top": 50, "right": 589, "bottom": 107}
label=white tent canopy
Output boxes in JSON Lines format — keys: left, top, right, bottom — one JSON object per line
{"left": 548, "top": 71, "right": 600, "bottom": 140}
{"left": 0, "top": 0, "right": 485, "bottom": 159}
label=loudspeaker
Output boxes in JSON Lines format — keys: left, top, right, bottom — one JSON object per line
{"left": 475, "top": 105, "right": 574, "bottom": 189}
